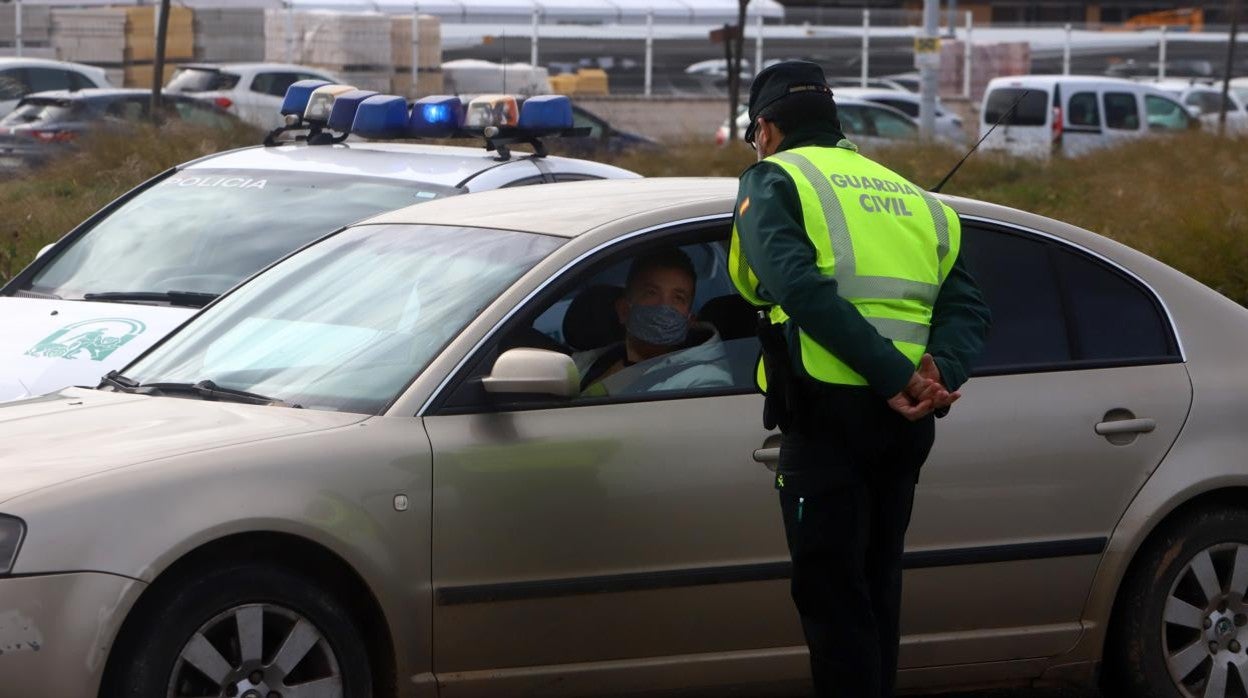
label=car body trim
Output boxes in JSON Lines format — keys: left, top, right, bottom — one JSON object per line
{"left": 416, "top": 213, "right": 736, "bottom": 416}
{"left": 435, "top": 537, "right": 1108, "bottom": 605}
{"left": 959, "top": 214, "right": 1187, "bottom": 362}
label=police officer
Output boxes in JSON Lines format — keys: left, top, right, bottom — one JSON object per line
{"left": 729, "top": 61, "right": 991, "bottom": 697}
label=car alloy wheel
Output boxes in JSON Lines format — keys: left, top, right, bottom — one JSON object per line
{"left": 102, "top": 562, "right": 372, "bottom": 698}
{"left": 1106, "top": 507, "right": 1248, "bottom": 698}
{"left": 1162, "top": 543, "right": 1248, "bottom": 698}
{"left": 168, "top": 602, "right": 343, "bottom": 698}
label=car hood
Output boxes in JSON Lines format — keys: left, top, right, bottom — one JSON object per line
{"left": 0, "top": 297, "right": 193, "bottom": 402}
{"left": 0, "top": 387, "right": 366, "bottom": 505}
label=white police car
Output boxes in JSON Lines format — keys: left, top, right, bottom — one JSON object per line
{"left": 0, "top": 83, "right": 638, "bottom": 402}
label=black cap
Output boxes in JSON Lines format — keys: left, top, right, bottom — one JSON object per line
{"left": 744, "top": 60, "right": 833, "bottom": 144}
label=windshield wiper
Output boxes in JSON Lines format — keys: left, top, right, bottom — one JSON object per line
{"left": 141, "top": 379, "right": 301, "bottom": 408}
{"left": 81, "top": 290, "right": 219, "bottom": 308}
{"left": 98, "top": 370, "right": 140, "bottom": 392}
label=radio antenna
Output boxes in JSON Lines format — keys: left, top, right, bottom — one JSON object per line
{"left": 931, "top": 89, "right": 1030, "bottom": 194}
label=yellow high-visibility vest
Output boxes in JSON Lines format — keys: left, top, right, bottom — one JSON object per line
{"left": 730, "top": 143, "right": 960, "bottom": 388}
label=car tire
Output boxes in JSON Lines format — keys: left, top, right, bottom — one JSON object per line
{"left": 105, "top": 562, "right": 373, "bottom": 698}
{"left": 1106, "top": 506, "right": 1248, "bottom": 698}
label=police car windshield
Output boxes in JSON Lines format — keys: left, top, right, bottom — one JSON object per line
{"left": 125, "top": 224, "right": 562, "bottom": 415}
{"left": 24, "top": 169, "right": 457, "bottom": 301}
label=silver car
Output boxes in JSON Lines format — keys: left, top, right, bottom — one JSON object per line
{"left": 0, "top": 178, "right": 1245, "bottom": 698}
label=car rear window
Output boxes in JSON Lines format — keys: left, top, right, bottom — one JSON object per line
{"left": 984, "top": 87, "right": 1049, "bottom": 126}
{"left": 167, "top": 68, "right": 241, "bottom": 93}
{"left": 0, "top": 99, "right": 74, "bottom": 126}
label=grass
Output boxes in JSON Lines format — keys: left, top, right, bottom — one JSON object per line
{"left": 1, "top": 125, "right": 1245, "bottom": 305}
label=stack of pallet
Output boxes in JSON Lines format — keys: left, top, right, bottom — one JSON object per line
{"left": 939, "top": 41, "right": 1030, "bottom": 102}
{"left": 389, "top": 15, "right": 443, "bottom": 98}
{"left": 265, "top": 10, "right": 392, "bottom": 92}
{"left": 52, "top": 7, "right": 193, "bottom": 87}
{"left": 0, "top": 5, "right": 52, "bottom": 55}
{"left": 194, "top": 8, "right": 265, "bottom": 63}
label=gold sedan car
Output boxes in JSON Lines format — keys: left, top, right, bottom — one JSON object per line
{"left": 0, "top": 178, "right": 1245, "bottom": 698}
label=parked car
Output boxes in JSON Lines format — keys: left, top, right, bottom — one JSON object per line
{"left": 0, "top": 90, "right": 638, "bottom": 403}
{"left": 1231, "top": 77, "right": 1248, "bottom": 106}
{"left": 1145, "top": 78, "right": 1248, "bottom": 133}
{"left": 832, "top": 86, "right": 967, "bottom": 144}
{"left": 979, "top": 75, "right": 1196, "bottom": 158}
{"left": 561, "top": 104, "right": 659, "bottom": 154}
{"left": 827, "top": 75, "right": 915, "bottom": 93}
{"left": 165, "top": 63, "right": 340, "bottom": 130}
{"left": 0, "top": 176, "right": 1245, "bottom": 698}
{"left": 716, "top": 97, "right": 918, "bottom": 148}
{"left": 0, "top": 89, "right": 242, "bottom": 170}
{"left": 0, "top": 57, "right": 111, "bottom": 118}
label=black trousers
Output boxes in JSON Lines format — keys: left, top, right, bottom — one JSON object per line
{"left": 777, "top": 386, "right": 935, "bottom": 698}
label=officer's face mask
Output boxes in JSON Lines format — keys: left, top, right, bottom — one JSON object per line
{"left": 625, "top": 303, "right": 690, "bottom": 347}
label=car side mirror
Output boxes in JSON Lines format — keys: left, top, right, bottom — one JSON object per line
{"left": 35, "top": 243, "right": 54, "bottom": 259}
{"left": 482, "top": 348, "right": 580, "bottom": 398}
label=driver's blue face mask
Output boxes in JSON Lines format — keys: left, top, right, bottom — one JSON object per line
{"left": 625, "top": 303, "right": 690, "bottom": 347}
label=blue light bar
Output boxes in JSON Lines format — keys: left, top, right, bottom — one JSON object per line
{"left": 408, "top": 96, "right": 464, "bottom": 138}
{"left": 518, "top": 95, "right": 574, "bottom": 131}
{"left": 281, "top": 79, "right": 333, "bottom": 117}
{"left": 351, "top": 95, "right": 410, "bottom": 139}
{"left": 328, "top": 89, "right": 379, "bottom": 132}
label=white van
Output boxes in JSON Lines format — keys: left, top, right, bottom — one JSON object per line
{"left": 979, "top": 75, "right": 1196, "bottom": 158}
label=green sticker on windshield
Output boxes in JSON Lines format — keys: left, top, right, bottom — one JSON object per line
{"left": 26, "top": 318, "right": 147, "bottom": 361}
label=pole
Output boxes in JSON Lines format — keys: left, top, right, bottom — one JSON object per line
{"left": 1063, "top": 23, "right": 1072, "bottom": 75}
{"left": 946, "top": 0, "right": 957, "bottom": 38}
{"left": 151, "top": 0, "right": 170, "bottom": 119}
{"left": 1221, "top": 0, "right": 1240, "bottom": 136}
{"left": 14, "top": 0, "right": 22, "bottom": 58}
{"left": 963, "top": 11, "right": 972, "bottom": 100}
{"left": 754, "top": 11, "right": 763, "bottom": 80}
{"left": 530, "top": 4, "right": 539, "bottom": 68}
{"left": 644, "top": 8, "right": 653, "bottom": 97}
{"left": 410, "top": 6, "right": 420, "bottom": 97}
{"left": 861, "top": 8, "right": 869, "bottom": 88}
{"left": 1158, "top": 25, "right": 1167, "bottom": 80}
{"left": 285, "top": 1, "right": 295, "bottom": 63}
{"left": 919, "top": 0, "right": 938, "bottom": 139}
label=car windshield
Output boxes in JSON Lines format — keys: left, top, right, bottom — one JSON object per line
{"left": 123, "top": 224, "right": 562, "bottom": 414}
{"left": 25, "top": 169, "right": 457, "bottom": 300}
{"left": 1, "top": 99, "right": 73, "bottom": 126}
{"left": 167, "top": 68, "right": 242, "bottom": 92}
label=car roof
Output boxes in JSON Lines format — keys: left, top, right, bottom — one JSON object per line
{"left": 22, "top": 88, "right": 191, "bottom": 102}
{"left": 364, "top": 177, "right": 739, "bottom": 236}
{"left": 986, "top": 75, "right": 1145, "bottom": 88}
{"left": 181, "top": 142, "right": 637, "bottom": 188}
{"left": 176, "top": 63, "right": 335, "bottom": 74}
{"left": 360, "top": 178, "right": 1170, "bottom": 278}
{"left": 0, "top": 57, "right": 99, "bottom": 71}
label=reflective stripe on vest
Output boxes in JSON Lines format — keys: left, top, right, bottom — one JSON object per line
{"left": 730, "top": 144, "right": 961, "bottom": 388}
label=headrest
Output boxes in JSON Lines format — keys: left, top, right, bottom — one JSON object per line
{"left": 698, "top": 294, "right": 758, "bottom": 340}
{"left": 563, "top": 284, "right": 624, "bottom": 351}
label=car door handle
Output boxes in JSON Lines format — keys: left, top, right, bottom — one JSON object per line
{"left": 1094, "top": 418, "right": 1156, "bottom": 436}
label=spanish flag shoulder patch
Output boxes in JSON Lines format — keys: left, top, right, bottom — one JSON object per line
{"left": 738, "top": 196, "right": 751, "bottom": 217}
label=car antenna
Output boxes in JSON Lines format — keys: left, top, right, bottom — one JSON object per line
{"left": 930, "top": 89, "right": 1030, "bottom": 194}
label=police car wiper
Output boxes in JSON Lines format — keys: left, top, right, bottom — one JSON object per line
{"left": 139, "top": 379, "right": 302, "bottom": 408}
{"left": 81, "top": 290, "right": 219, "bottom": 308}
{"left": 98, "top": 370, "right": 141, "bottom": 392}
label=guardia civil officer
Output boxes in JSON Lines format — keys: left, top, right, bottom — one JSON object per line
{"left": 729, "top": 61, "right": 991, "bottom": 697}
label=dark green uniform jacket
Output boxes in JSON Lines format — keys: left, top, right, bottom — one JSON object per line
{"left": 734, "top": 125, "right": 992, "bottom": 400}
